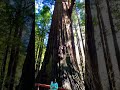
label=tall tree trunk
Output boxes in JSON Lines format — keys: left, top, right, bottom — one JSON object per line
{"left": 36, "top": 0, "right": 83, "bottom": 89}
{"left": 0, "top": 3, "right": 13, "bottom": 89}
{"left": 72, "top": 22, "right": 85, "bottom": 90}
{"left": 85, "top": 0, "right": 103, "bottom": 89}
{"left": 85, "top": 0, "right": 120, "bottom": 89}
{"left": 4, "top": 10, "right": 21, "bottom": 90}
{"left": 95, "top": 1, "right": 115, "bottom": 89}
{"left": 0, "top": 20, "right": 13, "bottom": 90}
{"left": 18, "top": 19, "right": 35, "bottom": 90}
{"left": 8, "top": 27, "right": 23, "bottom": 90}
{"left": 106, "top": 0, "right": 120, "bottom": 71}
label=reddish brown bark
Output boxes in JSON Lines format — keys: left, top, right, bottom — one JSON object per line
{"left": 36, "top": 0, "right": 81, "bottom": 89}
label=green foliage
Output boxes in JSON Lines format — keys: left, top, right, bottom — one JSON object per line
{"left": 35, "top": 5, "right": 51, "bottom": 71}
{"left": 72, "top": 1, "right": 85, "bottom": 26}
{"left": 76, "top": 2, "right": 85, "bottom": 9}
{"left": 72, "top": 0, "right": 85, "bottom": 38}
{"left": 76, "top": 1, "right": 85, "bottom": 26}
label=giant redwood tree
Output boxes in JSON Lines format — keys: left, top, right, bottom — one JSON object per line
{"left": 36, "top": 0, "right": 83, "bottom": 89}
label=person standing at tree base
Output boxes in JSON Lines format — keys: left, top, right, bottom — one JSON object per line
{"left": 50, "top": 79, "right": 58, "bottom": 90}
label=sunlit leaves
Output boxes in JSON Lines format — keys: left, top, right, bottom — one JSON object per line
{"left": 35, "top": 3, "right": 51, "bottom": 71}
{"left": 76, "top": 2, "right": 85, "bottom": 9}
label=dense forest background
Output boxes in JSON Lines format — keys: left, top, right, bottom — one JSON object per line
{"left": 0, "top": 0, "right": 34, "bottom": 90}
{"left": 0, "top": 0, "right": 120, "bottom": 90}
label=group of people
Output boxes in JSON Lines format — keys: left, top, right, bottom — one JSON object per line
{"left": 50, "top": 79, "right": 58, "bottom": 90}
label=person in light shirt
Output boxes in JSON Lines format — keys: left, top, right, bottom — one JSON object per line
{"left": 50, "top": 79, "right": 58, "bottom": 90}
